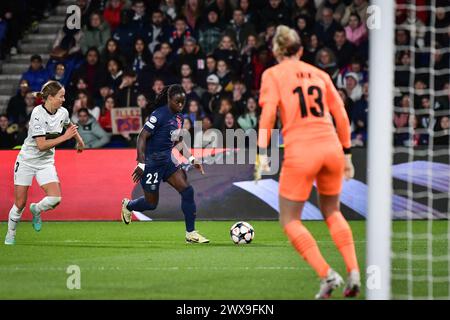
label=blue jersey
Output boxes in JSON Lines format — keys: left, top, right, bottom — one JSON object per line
{"left": 143, "top": 105, "right": 183, "bottom": 164}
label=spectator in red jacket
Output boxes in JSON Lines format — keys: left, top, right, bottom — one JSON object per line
{"left": 103, "top": 0, "right": 125, "bottom": 32}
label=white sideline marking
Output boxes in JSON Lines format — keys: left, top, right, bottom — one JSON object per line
{"left": 132, "top": 211, "right": 152, "bottom": 221}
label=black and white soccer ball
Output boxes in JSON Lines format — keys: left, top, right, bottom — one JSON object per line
{"left": 230, "top": 221, "right": 255, "bottom": 244}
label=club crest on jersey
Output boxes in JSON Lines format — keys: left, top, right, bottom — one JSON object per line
{"left": 150, "top": 116, "right": 157, "bottom": 124}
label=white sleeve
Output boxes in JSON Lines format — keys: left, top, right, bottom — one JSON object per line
{"left": 63, "top": 108, "right": 71, "bottom": 126}
{"left": 30, "top": 113, "right": 47, "bottom": 138}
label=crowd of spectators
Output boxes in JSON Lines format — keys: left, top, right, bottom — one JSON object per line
{"left": 0, "top": 0, "right": 449, "bottom": 150}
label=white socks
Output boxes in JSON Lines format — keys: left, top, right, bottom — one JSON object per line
{"left": 36, "top": 196, "right": 61, "bottom": 213}
{"left": 8, "top": 205, "right": 25, "bottom": 231}
{"left": 7, "top": 197, "right": 61, "bottom": 232}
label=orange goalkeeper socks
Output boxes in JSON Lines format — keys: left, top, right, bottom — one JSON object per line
{"left": 326, "top": 212, "right": 359, "bottom": 273}
{"left": 284, "top": 220, "right": 330, "bottom": 278}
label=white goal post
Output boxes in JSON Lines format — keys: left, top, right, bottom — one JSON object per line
{"left": 367, "top": 0, "right": 395, "bottom": 300}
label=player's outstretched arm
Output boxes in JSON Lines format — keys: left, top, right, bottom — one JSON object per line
{"left": 35, "top": 125, "right": 78, "bottom": 151}
{"left": 132, "top": 128, "right": 150, "bottom": 183}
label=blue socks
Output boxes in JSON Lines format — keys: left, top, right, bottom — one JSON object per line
{"left": 180, "top": 186, "right": 196, "bottom": 232}
{"left": 126, "top": 187, "right": 196, "bottom": 233}
{"left": 127, "top": 197, "right": 157, "bottom": 212}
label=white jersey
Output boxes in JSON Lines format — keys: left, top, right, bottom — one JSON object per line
{"left": 17, "top": 105, "right": 70, "bottom": 167}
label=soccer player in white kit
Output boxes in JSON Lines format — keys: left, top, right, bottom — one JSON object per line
{"left": 5, "top": 81, "right": 85, "bottom": 245}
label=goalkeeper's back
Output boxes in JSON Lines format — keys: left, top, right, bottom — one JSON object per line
{"left": 258, "top": 57, "right": 351, "bottom": 166}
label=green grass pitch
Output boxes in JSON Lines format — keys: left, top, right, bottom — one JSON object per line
{"left": 2, "top": 220, "right": 447, "bottom": 299}
{"left": 0, "top": 220, "right": 366, "bottom": 300}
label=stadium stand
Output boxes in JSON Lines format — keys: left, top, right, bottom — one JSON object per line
{"left": 0, "top": 0, "right": 448, "bottom": 149}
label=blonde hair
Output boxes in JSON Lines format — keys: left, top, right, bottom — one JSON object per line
{"left": 272, "top": 25, "right": 302, "bottom": 59}
{"left": 33, "top": 81, "right": 63, "bottom": 100}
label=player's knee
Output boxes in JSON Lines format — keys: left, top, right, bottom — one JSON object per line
{"left": 47, "top": 196, "right": 61, "bottom": 209}
{"left": 15, "top": 201, "right": 27, "bottom": 211}
{"left": 180, "top": 185, "right": 194, "bottom": 201}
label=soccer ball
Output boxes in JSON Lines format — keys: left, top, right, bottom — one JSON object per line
{"left": 230, "top": 221, "right": 254, "bottom": 244}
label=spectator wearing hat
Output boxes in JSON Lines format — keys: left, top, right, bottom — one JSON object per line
{"left": 225, "top": 8, "right": 256, "bottom": 50}
{"left": 343, "top": 72, "right": 363, "bottom": 102}
{"left": 198, "top": 5, "right": 224, "bottom": 56}
{"left": 20, "top": 55, "right": 50, "bottom": 92}
{"left": 201, "top": 74, "right": 226, "bottom": 115}
{"left": 337, "top": 57, "right": 367, "bottom": 88}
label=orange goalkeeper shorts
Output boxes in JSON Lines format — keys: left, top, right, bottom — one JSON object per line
{"left": 279, "top": 139, "right": 345, "bottom": 202}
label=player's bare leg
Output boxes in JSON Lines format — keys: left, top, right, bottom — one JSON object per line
{"left": 319, "top": 194, "right": 360, "bottom": 297}
{"left": 5, "top": 185, "right": 29, "bottom": 245}
{"left": 122, "top": 192, "right": 159, "bottom": 224}
{"left": 30, "top": 182, "right": 62, "bottom": 232}
{"left": 279, "top": 195, "right": 343, "bottom": 299}
{"left": 166, "top": 168, "right": 209, "bottom": 243}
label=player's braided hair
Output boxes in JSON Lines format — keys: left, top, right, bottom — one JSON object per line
{"left": 151, "top": 84, "right": 186, "bottom": 109}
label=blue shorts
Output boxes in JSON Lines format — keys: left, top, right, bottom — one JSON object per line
{"left": 140, "top": 160, "right": 180, "bottom": 193}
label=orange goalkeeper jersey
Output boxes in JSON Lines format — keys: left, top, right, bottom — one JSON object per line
{"left": 258, "top": 59, "right": 351, "bottom": 163}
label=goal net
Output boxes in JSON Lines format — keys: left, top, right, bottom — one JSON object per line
{"left": 367, "top": 0, "right": 450, "bottom": 299}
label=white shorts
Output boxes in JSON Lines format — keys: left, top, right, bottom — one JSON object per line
{"left": 13, "top": 160, "right": 60, "bottom": 186}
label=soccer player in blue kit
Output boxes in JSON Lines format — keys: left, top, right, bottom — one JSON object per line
{"left": 121, "top": 84, "right": 210, "bottom": 243}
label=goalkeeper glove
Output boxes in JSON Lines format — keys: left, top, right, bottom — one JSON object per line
{"left": 254, "top": 153, "right": 270, "bottom": 183}
{"left": 344, "top": 154, "right": 354, "bottom": 180}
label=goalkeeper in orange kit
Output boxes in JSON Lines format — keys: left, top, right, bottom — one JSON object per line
{"left": 255, "top": 25, "right": 360, "bottom": 299}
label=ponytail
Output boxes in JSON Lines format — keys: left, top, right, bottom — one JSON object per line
{"left": 32, "top": 91, "right": 44, "bottom": 99}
